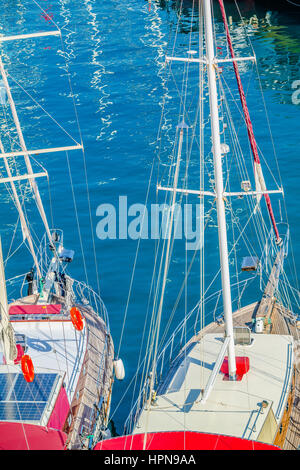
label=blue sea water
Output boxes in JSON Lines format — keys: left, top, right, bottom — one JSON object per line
{"left": 0, "top": 0, "right": 299, "bottom": 434}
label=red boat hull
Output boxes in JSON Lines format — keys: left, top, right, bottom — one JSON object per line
{"left": 94, "top": 431, "right": 280, "bottom": 450}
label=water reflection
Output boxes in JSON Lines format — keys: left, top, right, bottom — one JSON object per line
{"left": 151, "top": 0, "right": 300, "bottom": 103}
{"left": 156, "top": 0, "right": 300, "bottom": 16}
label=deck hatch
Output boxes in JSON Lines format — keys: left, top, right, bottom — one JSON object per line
{"left": 233, "top": 327, "right": 252, "bottom": 345}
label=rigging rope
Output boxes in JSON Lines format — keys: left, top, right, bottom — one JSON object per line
{"left": 217, "top": 0, "right": 280, "bottom": 244}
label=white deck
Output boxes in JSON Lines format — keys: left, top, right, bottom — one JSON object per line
{"left": 134, "top": 333, "right": 294, "bottom": 441}
{"left": 0, "top": 319, "right": 87, "bottom": 403}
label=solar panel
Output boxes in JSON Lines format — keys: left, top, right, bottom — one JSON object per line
{"left": 0, "top": 374, "right": 13, "bottom": 401}
{"left": 0, "top": 402, "right": 46, "bottom": 421}
{"left": 0, "top": 373, "right": 59, "bottom": 423}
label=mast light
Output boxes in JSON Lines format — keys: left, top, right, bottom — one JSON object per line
{"left": 241, "top": 180, "right": 251, "bottom": 192}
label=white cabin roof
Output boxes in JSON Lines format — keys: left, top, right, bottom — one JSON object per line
{"left": 0, "top": 319, "right": 87, "bottom": 403}
{"left": 134, "top": 333, "right": 294, "bottom": 440}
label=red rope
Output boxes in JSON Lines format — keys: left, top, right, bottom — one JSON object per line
{"left": 217, "top": 0, "right": 280, "bottom": 242}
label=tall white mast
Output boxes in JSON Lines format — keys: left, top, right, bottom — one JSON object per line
{"left": 0, "top": 237, "right": 17, "bottom": 364}
{"left": 203, "top": 0, "right": 236, "bottom": 379}
{"left": 0, "top": 57, "right": 53, "bottom": 248}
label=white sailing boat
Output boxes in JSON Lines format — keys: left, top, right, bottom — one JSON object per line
{"left": 0, "top": 3, "right": 114, "bottom": 450}
{"left": 96, "top": 0, "right": 300, "bottom": 450}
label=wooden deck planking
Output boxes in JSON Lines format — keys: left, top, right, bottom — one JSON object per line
{"left": 65, "top": 305, "right": 114, "bottom": 449}
{"left": 274, "top": 305, "right": 300, "bottom": 450}
{"left": 255, "top": 250, "right": 283, "bottom": 320}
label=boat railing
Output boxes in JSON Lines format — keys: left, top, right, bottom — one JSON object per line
{"left": 13, "top": 271, "right": 109, "bottom": 329}
{"left": 66, "top": 320, "right": 87, "bottom": 395}
{"left": 242, "top": 399, "right": 275, "bottom": 440}
{"left": 70, "top": 278, "right": 110, "bottom": 331}
{"left": 11, "top": 229, "right": 110, "bottom": 329}
{"left": 124, "top": 275, "right": 256, "bottom": 434}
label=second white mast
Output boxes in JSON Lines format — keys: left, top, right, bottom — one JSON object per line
{"left": 203, "top": 0, "right": 236, "bottom": 379}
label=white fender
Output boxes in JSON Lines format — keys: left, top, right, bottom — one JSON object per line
{"left": 113, "top": 358, "right": 125, "bottom": 380}
{"left": 255, "top": 317, "right": 264, "bottom": 333}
